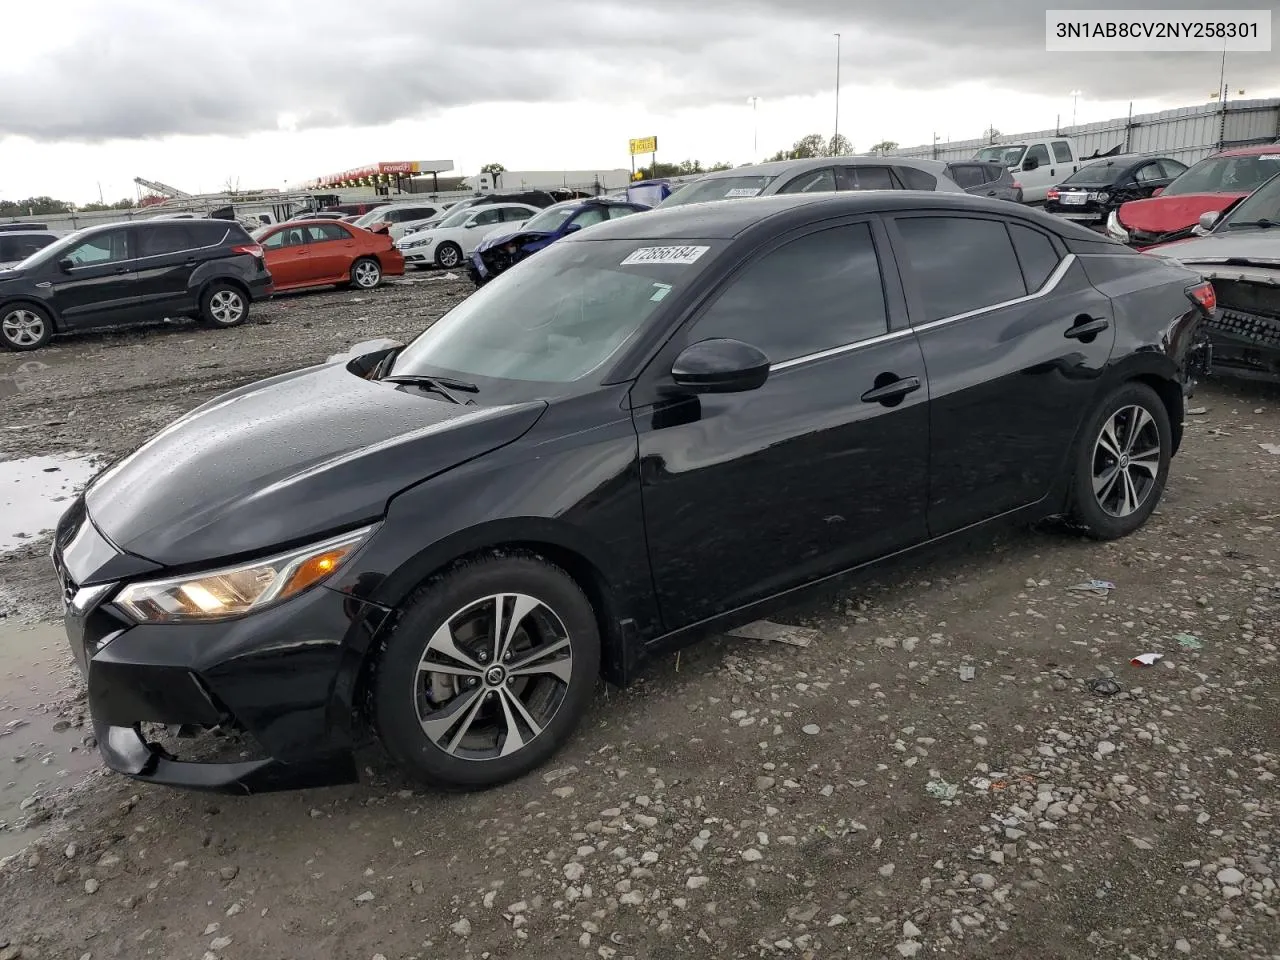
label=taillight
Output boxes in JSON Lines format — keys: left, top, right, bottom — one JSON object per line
{"left": 232, "top": 243, "right": 264, "bottom": 258}
{"left": 1046, "top": 187, "right": 1059, "bottom": 201}
{"left": 1186, "top": 280, "right": 1216, "bottom": 315}
{"left": 1012, "top": 180, "right": 1022, "bottom": 189}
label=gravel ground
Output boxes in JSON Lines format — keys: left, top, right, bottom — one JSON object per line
{"left": 1, "top": 281, "right": 1279, "bottom": 959}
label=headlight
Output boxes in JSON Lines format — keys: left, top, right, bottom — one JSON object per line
{"left": 1106, "top": 210, "right": 1129, "bottom": 242}
{"left": 1095, "top": 191, "right": 1110, "bottom": 204}
{"left": 113, "top": 526, "right": 374, "bottom": 623}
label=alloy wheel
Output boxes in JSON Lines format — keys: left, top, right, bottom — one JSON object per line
{"left": 354, "top": 260, "right": 381, "bottom": 288}
{"left": 438, "top": 245, "right": 460, "bottom": 268}
{"left": 208, "top": 290, "right": 244, "bottom": 324}
{"left": 413, "top": 593, "right": 573, "bottom": 761}
{"left": 1, "top": 309, "right": 45, "bottom": 347}
{"left": 1092, "top": 404, "right": 1161, "bottom": 518}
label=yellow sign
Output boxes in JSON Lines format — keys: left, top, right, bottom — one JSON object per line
{"left": 629, "top": 136, "right": 658, "bottom": 156}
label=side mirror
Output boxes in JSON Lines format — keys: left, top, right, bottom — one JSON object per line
{"left": 564, "top": 223, "right": 582, "bottom": 234}
{"left": 464, "top": 221, "right": 478, "bottom": 228}
{"left": 1198, "top": 210, "right": 1220, "bottom": 232}
{"left": 670, "top": 338, "right": 770, "bottom": 394}
{"left": 1151, "top": 186, "right": 1165, "bottom": 197}
{"left": 57, "top": 258, "right": 74, "bottom": 272}
{"left": 1022, "top": 156, "right": 1039, "bottom": 171}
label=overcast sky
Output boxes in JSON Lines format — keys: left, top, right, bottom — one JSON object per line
{"left": 1, "top": 0, "right": 1277, "bottom": 204}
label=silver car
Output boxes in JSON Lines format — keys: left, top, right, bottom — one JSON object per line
{"left": 658, "top": 156, "right": 966, "bottom": 208}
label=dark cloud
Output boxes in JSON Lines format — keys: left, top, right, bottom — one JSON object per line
{"left": 1, "top": 0, "right": 1276, "bottom": 142}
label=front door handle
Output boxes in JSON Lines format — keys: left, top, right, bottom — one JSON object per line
{"left": 861, "top": 375, "right": 921, "bottom": 405}
{"left": 987, "top": 190, "right": 997, "bottom": 196}
{"left": 1065, "top": 316, "right": 1110, "bottom": 340}
{"left": 113, "top": 266, "right": 130, "bottom": 274}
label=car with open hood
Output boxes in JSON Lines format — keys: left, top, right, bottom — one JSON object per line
{"left": 468, "top": 197, "right": 650, "bottom": 285}
{"left": 1044, "top": 153, "right": 1188, "bottom": 226}
{"left": 1145, "top": 170, "right": 1280, "bottom": 383}
{"left": 55, "top": 191, "right": 1211, "bottom": 794}
{"left": 1106, "top": 145, "right": 1280, "bottom": 248}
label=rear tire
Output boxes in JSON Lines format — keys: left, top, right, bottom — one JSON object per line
{"left": 372, "top": 553, "right": 600, "bottom": 790}
{"left": 1067, "top": 381, "right": 1171, "bottom": 540}
{"left": 0, "top": 304, "right": 53, "bottom": 351}
{"left": 199, "top": 283, "right": 249, "bottom": 328}
{"left": 435, "top": 242, "right": 462, "bottom": 270}
{"left": 350, "top": 257, "right": 382, "bottom": 289}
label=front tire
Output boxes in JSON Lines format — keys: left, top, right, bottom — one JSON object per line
{"left": 199, "top": 283, "right": 249, "bottom": 328}
{"left": 435, "top": 242, "right": 462, "bottom": 270}
{"left": 1068, "top": 381, "right": 1171, "bottom": 540}
{"left": 372, "top": 553, "right": 600, "bottom": 790}
{"left": 0, "top": 304, "right": 53, "bottom": 351}
{"left": 350, "top": 257, "right": 382, "bottom": 289}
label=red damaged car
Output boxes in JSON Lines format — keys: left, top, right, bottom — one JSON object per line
{"left": 1106, "top": 144, "right": 1280, "bottom": 249}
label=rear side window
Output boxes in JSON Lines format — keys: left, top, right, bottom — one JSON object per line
{"left": 1157, "top": 159, "right": 1188, "bottom": 179}
{"left": 778, "top": 168, "right": 837, "bottom": 194}
{"left": 1052, "top": 141, "right": 1074, "bottom": 163}
{"left": 983, "top": 164, "right": 1006, "bottom": 183}
{"left": 472, "top": 209, "right": 503, "bottom": 226}
{"left": 948, "top": 165, "right": 985, "bottom": 189}
{"left": 192, "top": 221, "right": 232, "bottom": 245}
{"left": 137, "top": 222, "right": 200, "bottom": 257}
{"left": 894, "top": 166, "right": 938, "bottom": 190}
{"left": 501, "top": 207, "right": 532, "bottom": 222}
{"left": 306, "top": 223, "right": 349, "bottom": 242}
{"left": 844, "top": 166, "right": 898, "bottom": 190}
{"left": 1134, "top": 163, "right": 1165, "bottom": 183}
{"left": 894, "top": 216, "right": 1026, "bottom": 322}
{"left": 689, "top": 222, "right": 888, "bottom": 363}
{"left": 1008, "top": 223, "right": 1060, "bottom": 291}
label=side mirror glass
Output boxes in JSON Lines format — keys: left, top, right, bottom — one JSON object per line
{"left": 57, "top": 258, "right": 74, "bottom": 272}
{"left": 564, "top": 223, "right": 582, "bottom": 234}
{"left": 670, "top": 338, "right": 770, "bottom": 394}
{"left": 1198, "top": 210, "right": 1220, "bottom": 231}
{"left": 1022, "top": 156, "right": 1039, "bottom": 171}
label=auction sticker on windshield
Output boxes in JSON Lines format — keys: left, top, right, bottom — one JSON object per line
{"left": 724, "top": 188, "right": 761, "bottom": 198}
{"left": 620, "top": 245, "right": 710, "bottom": 266}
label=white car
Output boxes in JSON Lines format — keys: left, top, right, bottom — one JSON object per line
{"left": 394, "top": 202, "right": 542, "bottom": 269}
{"left": 352, "top": 202, "right": 452, "bottom": 242}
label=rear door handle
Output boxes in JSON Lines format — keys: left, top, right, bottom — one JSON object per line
{"left": 861, "top": 375, "right": 922, "bottom": 405}
{"left": 1065, "top": 316, "right": 1110, "bottom": 339}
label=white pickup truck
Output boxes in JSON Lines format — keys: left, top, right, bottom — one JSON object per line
{"left": 973, "top": 138, "right": 1081, "bottom": 203}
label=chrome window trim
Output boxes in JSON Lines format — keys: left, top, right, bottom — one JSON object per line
{"left": 911, "top": 252, "right": 1076, "bottom": 333}
{"left": 771, "top": 328, "right": 915, "bottom": 371}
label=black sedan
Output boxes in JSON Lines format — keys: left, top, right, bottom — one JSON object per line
{"left": 1044, "top": 153, "right": 1189, "bottom": 225}
{"left": 54, "top": 192, "right": 1212, "bottom": 793}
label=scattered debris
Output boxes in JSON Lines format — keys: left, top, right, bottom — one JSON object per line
{"left": 1066, "top": 579, "right": 1116, "bottom": 596}
{"left": 1130, "top": 653, "right": 1164, "bottom": 667}
{"left": 727, "top": 620, "right": 818, "bottom": 647}
{"left": 925, "top": 779, "right": 958, "bottom": 800}
{"left": 1087, "top": 677, "right": 1123, "bottom": 696}
{"left": 1175, "top": 633, "right": 1204, "bottom": 650}
{"left": 1187, "top": 406, "right": 1208, "bottom": 415}
{"left": 1260, "top": 443, "right": 1280, "bottom": 455}
{"left": 958, "top": 665, "right": 976, "bottom": 682}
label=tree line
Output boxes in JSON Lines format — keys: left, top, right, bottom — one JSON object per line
{"left": 1, "top": 195, "right": 159, "bottom": 218}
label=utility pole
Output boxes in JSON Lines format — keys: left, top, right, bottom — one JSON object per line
{"left": 748, "top": 96, "right": 760, "bottom": 162}
{"left": 833, "top": 33, "right": 841, "bottom": 149}
{"left": 1217, "top": 45, "right": 1228, "bottom": 149}
{"left": 1070, "top": 89, "right": 1081, "bottom": 127}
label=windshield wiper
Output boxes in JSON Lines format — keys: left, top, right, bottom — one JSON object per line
{"left": 380, "top": 374, "right": 479, "bottom": 405}
{"left": 1227, "top": 218, "right": 1277, "bottom": 229}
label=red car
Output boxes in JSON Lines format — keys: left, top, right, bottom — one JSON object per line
{"left": 253, "top": 221, "right": 405, "bottom": 292}
{"left": 1106, "top": 144, "right": 1280, "bottom": 249}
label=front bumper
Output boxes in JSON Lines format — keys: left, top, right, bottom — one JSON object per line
{"left": 56, "top": 510, "right": 392, "bottom": 793}
{"left": 399, "top": 246, "right": 434, "bottom": 264}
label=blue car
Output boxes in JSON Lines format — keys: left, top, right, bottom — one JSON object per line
{"left": 468, "top": 197, "right": 650, "bottom": 285}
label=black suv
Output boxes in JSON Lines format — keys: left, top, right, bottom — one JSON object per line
{"left": 0, "top": 218, "right": 272, "bottom": 352}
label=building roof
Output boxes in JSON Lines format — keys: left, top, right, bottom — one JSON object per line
{"left": 300, "top": 161, "right": 454, "bottom": 190}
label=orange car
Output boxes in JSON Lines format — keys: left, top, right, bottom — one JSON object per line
{"left": 253, "top": 221, "right": 405, "bottom": 292}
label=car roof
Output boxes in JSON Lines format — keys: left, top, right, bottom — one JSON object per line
{"left": 1214, "top": 144, "right": 1280, "bottom": 158}
{"left": 0, "top": 229, "right": 58, "bottom": 237}
{"left": 568, "top": 191, "right": 1103, "bottom": 242}
{"left": 1073, "top": 153, "right": 1155, "bottom": 166}
{"left": 693, "top": 155, "right": 952, "bottom": 180}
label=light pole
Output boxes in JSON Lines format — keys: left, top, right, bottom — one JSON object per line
{"left": 747, "top": 97, "right": 760, "bottom": 162}
{"left": 833, "top": 33, "right": 842, "bottom": 149}
{"left": 1069, "top": 89, "right": 1081, "bottom": 128}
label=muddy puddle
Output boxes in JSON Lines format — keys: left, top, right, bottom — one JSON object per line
{"left": 0, "top": 622, "right": 99, "bottom": 859}
{"left": 0, "top": 452, "right": 96, "bottom": 554}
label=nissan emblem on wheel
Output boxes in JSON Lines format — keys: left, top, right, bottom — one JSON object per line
{"left": 52, "top": 191, "right": 1212, "bottom": 794}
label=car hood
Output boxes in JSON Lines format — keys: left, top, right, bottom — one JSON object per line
{"left": 1146, "top": 230, "right": 1280, "bottom": 265}
{"left": 84, "top": 360, "right": 547, "bottom": 567}
{"left": 476, "top": 229, "right": 554, "bottom": 254}
{"left": 1117, "top": 192, "right": 1247, "bottom": 231}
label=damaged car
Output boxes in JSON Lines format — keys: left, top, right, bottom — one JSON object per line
{"left": 1106, "top": 145, "right": 1280, "bottom": 248}
{"left": 468, "top": 197, "right": 650, "bottom": 286}
{"left": 1146, "top": 170, "right": 1280, "bottom": 383}
{"left": 1044, "top": 153, "right": 1187, "bottom": 227}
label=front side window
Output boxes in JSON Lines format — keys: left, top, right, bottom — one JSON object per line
{"left": 388, "top": 238, "right": 722, "bottom": 385}
{"left": 1064, "top": 160, "right": 1126, "bottom": 185}
{"left": 777, "top": 168, "right": 836, "bottom": 194}
{"left": 1164, "top": 153, "right": 1280, "bottom": 196}
{"left": 1157, "top": 159, "right": 1188, "bottom": 179}
{"left": 608, "top": 205, "right": 641, "bottom": 219}
{"left": 64, "top": 229, "right": 132, "bottom": 266}
{"left": 689, "top": 222, "right": 888, "bottom": 364}
{"left": 569, "top": 207, "right": 609, "bottom": 230}
{"left": 502, "top": 206, "right": 533, "bottom": 222}
{"left": 1218, "top": 170, "right": 1280, "bottom": 228}
{"left": 895, "top": 216, "right": 1026, "bottom": 322}
{"left": 1134, "top": 163, "right": 1165, "bottom": 183}
{"left": 471, "top": 209, "right": 503, "bottom": 227}
{"left": 842, "top": 166, "right": 898, "bottom": 190}
{"left": 1025, "top": 144, "right": 1051, "bottom": 167}
{"left": 522, "top": 205, "right": 577, "bottom": 232}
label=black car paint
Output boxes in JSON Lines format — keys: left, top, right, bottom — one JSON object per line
{"left": 1043, "top": 154, "right": 1184, "bottom": 224}
{"left": 0, "top": 220, "right": 271, "bottom": 339}
{"left": 54, "top": 192, "right": 1207, "bottom": 793}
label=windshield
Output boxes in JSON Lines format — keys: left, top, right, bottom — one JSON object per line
{"left": 521, "top": 205, "right": 577, "bottom": 232}
{"left": 1063, "top": 160, "right": 1128, "bottom": 185}
{"left": 659, "top": 175, "right": 777, "bottom": 208}
{"left": 1164, "top": 153, "right": 1280, "bottom": 196}
{"left": 388, "top": 238, "right": 719, "bottom": 385}
{"left": 1219, "top": 171, "right": 1280, "bottom": 228}
{"left": 975, "top": 145, "right": 1027, "bottom": 167}
{"left": 352, "top": 207, "right": 391, "bottom": 228}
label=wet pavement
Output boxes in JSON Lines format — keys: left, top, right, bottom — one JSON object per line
{"left": 0, "top": 453, "right": 96, "bottom": 554}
